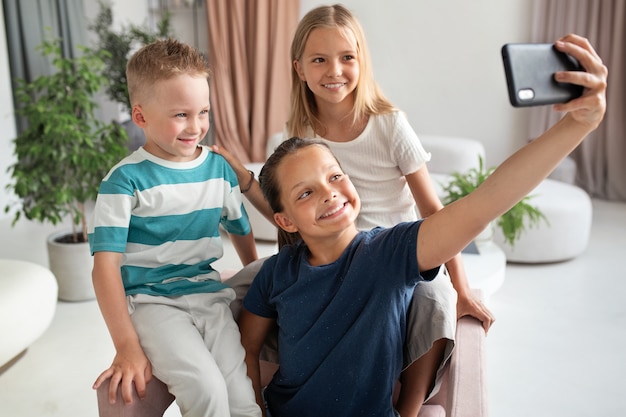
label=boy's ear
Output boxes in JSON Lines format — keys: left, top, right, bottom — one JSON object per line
{"left": 132, "top": 105, "right": 147, "bottom": 127}
{"left": 274, "top": 212, "right": 298, "bottom": 233}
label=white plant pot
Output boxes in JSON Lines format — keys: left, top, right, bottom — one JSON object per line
{"left": 46, "top": 230, "right": 95, "bottom": 302}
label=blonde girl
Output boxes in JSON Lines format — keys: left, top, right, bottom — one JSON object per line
{"left": 286, "top": 5, "right": 491, "bottom": 415}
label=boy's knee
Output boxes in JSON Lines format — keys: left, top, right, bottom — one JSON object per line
{"left": 173, "top": 372, "right": 229, "bottom": 413}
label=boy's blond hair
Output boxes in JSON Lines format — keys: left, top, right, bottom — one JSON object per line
{"left": 287, "top": 4, "right": 395, "bottom": 138}
{"left": 126, "top": 38, "right": 209, "bottom": 106}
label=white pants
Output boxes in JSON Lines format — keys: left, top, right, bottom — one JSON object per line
{"left": 128, "top": 289, "right": 261, "bottom": 417}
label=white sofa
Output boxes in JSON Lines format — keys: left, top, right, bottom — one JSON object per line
{"left": 0, "top": 259, "right": 58, "bottom": 368}
{"left": 493, "top": 178, "right": 592, "bottom": 263}
{"left": 420, "top": 134, "right": 486, "bottom": 179}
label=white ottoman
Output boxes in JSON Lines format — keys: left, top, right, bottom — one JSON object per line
{"left": 420, "top": 135, "right": 486, "bottom": 176}
{"left": 0, "top": 259, "right": 58, "bottom": 367}
{"left": 423, "top": 134, "right": 487, "bottom": 212}
{"left": 493, "top": 179, "right": 593, "bottom": 263}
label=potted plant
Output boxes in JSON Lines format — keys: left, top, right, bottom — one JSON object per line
{"left": 88, "top": 1, "right": 172, "bottom": 149}
{"left": 440, "top": 156, "right": 548, "bottom": 247}
{"left": 4, "top": 35, "right": 128, "bottom": 301}
{"left": 89, "top": 1, "right": 172, "bottom": 113}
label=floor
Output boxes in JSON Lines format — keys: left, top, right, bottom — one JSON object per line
{"left": 0, "top": 198, "right": 624, "bottom": 417}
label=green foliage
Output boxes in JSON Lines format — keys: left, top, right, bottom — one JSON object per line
{"left": 5, "top": 34, "right": 128, "bottom": 242}
{"left": 88, "top": 1, "right": 172, "bottom": 111}
{"left": 440, "top": 156, "right": 548, "bottom": 247}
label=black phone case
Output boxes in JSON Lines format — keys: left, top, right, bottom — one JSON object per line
{"left": 501, "top": 43, "right": 583, "bottom": 107}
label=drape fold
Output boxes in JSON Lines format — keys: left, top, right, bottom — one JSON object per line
{"left": 3, "top": 0, "right": 86, "bottom": 134}
{"left": 530, "top": 0, "right": 626, "bottom": 201}
{"left": 205, "top": 0, "right": 299, "bottom": 163}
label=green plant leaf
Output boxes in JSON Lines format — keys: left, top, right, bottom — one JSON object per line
{"left": 5, "top": 30, "right": 128, "bottom": 242}
{"left": 87, "top": 1, "right": 172, "bottom": 111}
{"left": 440, "top": 155, "right": 547, "bottom": 247}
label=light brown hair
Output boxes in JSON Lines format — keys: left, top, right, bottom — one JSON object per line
{"left": 126, "top": 38, "right": 209, "bottom": 106}
{"left": 286, "top": 4, "right": 395, "bottom": 137}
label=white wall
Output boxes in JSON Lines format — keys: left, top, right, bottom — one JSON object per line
{"left": 300, "top": 0, "right": 533, "bottom": 166}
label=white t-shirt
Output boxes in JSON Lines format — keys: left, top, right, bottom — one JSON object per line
{"left": 292, "top": 111, "right": 431, "bottom": 230}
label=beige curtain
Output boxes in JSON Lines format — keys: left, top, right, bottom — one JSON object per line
{"left": 205, "top": 0, "right": 299, "bottom": 163}
{"left": 529, "top": 0, "right": 626, "bottom": 201}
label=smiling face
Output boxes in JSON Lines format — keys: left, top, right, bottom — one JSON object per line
{"left": 293, "top": 27, "right": 360, "bottom": 110}
{"left": 132, "top": 74, "right": 210, "bottom": 162}
{"left": 273, "top": 144, "right": 361, "bottom": 244}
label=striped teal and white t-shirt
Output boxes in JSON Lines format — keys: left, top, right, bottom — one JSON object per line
{"left": 88, "top": 146, "right": 250, "bottom": 297}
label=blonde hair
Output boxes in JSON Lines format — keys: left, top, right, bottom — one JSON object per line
{"left": 126, "top": 38, "right": 209, "bottom": 106}
{"left": 287, "top": 4, "right": 395, "bottom": 137}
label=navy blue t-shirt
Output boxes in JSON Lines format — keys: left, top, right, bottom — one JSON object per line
{"left": 243, "top": 221, "right": 439, "bottom": 417}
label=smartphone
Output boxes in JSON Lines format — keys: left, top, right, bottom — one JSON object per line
{"left": 501, "top": 43, "right": 584, "bottom": 107}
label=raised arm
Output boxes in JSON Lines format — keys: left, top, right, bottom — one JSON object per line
{"left": 406, "top": 167, "right": 495, "bottom": 332}
{"left": 417, "top": 34, "right": 607, "bottom": 272}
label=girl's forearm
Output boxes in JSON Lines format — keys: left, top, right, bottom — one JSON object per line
{"left": 444, "top": 253, "right": 472, "bottom": 298}
{"left": 473, "top": 114, "right": 595, "bottom": 224}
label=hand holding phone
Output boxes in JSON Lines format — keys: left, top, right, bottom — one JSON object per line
{"left": 502, "top": 43, "right": 584, "bottom": 107}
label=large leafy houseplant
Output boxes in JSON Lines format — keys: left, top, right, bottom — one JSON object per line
{"left": 89, "top": 1, "right": 172, "bottom": 112}
{"left": 440, "top": 156, "right": 548, "bottom": 246}
{"left": 5, "top": 35, "right": 128, "bottom": 244}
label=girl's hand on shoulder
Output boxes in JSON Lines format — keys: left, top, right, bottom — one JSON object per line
{"left": 211, "top": 144, "right": 249, "bottom": 179}
{"left": 553, "top": 34, "right": 608, "bottom": 129}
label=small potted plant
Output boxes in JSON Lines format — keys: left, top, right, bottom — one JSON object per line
{"left": 440, "top": 156, "right": 548, "bottom": 247}
{"left": 4, "top": 35, "right": 128, "bottom": 301}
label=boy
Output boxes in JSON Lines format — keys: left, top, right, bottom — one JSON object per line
{"left": 239, "top": 34, "right": 607, "bottom": 417}
{"left": 89, "top": 39, "right": 261, "bottom": 417}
